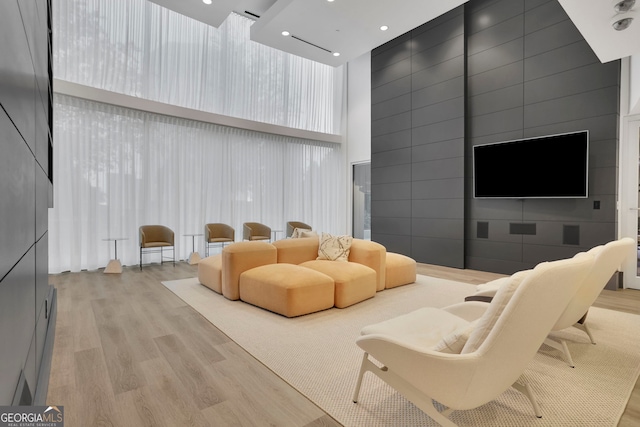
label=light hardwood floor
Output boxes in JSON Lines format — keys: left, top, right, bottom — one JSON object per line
{"left": 47, "top": 262, "right": 640, "bottom": 426}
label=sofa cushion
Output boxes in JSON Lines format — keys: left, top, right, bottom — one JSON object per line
{"left": 317, "top": 233, "right": 353, "bottom": 262}
{"left": 198, "top": 254, "right": 223, "bottom": 294}
{"left": 222, "top": 241, "right": 277, "bottom": 300}
{"left": 301, "top": 260, "right": 377, "bottom": 308}
{"left": 273, "top": 237, "right": 319, "bottom": 264}
{"left": 349, "top": 239, "right": 387, "bottom": 291}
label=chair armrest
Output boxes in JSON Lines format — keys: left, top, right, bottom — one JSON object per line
{"left": 443, "top": 301, "right": 490, "bottom": 322}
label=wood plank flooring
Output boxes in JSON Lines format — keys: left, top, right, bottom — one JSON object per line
{"left": 47, "top": 262, "right": 640, "bottom": 426}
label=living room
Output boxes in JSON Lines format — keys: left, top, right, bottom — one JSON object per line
{"left": 2, "top": 0, "right": 640, "bottom": 426}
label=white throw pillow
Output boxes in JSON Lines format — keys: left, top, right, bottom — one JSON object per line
{"left": 317, "top": 232, "right": 353, "bottom": 262}
{"left": 291, "top": 227, "right": 312, "bottom": 238}
{"left": 300, "top": 230, "right": 319, "bottom": 238}
{"left": 432, "top": 322, "right": 475, "bottom": 354}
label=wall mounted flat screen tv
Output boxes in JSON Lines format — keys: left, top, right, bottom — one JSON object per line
{"left": 473, "top": 130, "right": 589, "bottom": 199}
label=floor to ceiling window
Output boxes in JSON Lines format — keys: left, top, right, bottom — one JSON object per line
{"left": 352, "top": 162, "right": 371, "bottom": 240}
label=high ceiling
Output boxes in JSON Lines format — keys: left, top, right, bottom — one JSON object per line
{"left": 148, "top": 0, "right": 640, "bottom": 67}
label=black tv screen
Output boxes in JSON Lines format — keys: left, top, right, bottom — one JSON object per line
{"left": 473, "top": 131, "right": 589, "bottom": 198}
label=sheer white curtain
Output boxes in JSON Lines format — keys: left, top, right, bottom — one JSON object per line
{"left": 53, "top": 0, "right": 343, "bottom": 134}
{"left": 49, "top": 95, "right": 345, "bottom": 273}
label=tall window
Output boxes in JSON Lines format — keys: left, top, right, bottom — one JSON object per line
{"left": 50, "top": 0, "right": 346, "bottom": 272}
{"left": 353, "top": 163, "right": 371, "bottom": 240}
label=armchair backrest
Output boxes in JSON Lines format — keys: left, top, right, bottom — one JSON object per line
{"left": 139, "top": 225, "right": 174, "bottom": 247}
{"left": 205, "top": 223, "right": 235, "bottom": 242}
{"left": 552, "top": 237, "right": 634, "bottom": 331}
{"left": 243, "top": 222, "right": 271, "bottom": 240}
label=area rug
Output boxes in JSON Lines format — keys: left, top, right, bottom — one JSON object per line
{"left": 162, "top": 275, "right": 640, "bottom": 426}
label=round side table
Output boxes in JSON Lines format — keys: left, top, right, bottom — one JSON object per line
{"left": 184, "top": 233, "right": 203, "bottom": 265}
{"left": 103, "top": 237, "right": 129, "bottom": 274}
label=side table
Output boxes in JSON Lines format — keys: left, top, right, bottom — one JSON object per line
{"left": 184, "top": 233, "right": 203, "bottom": 265}
{"left": 103, "top": 237, "right": 128, "bottom": 274}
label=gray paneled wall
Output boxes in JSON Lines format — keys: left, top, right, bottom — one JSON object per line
{"left": 0, "top": 0, "right": 54, "bottom": 405}
{"left": 371, "top": 0, "right": 619, "bottom": 274}
{"left": 371, "top": 6, "right": 466, "bottom": 268}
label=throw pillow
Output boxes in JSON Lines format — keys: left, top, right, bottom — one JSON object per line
{"left": 432, "top": 323, "right": 475, "bottom": 354}
{"left": 291, "top": 227, "right": 312, "bottom": 238}
{"left": 317, "top": 232, "right": 353, "bottom": 262}
{"left": 300, "top": 230, "right": 319, "bottom": 238}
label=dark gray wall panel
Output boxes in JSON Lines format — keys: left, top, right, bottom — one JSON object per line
{"left": 468, "top": 107, "right": 524, "bottom": 137}
{"left": 0, "top": 248, "right": 36, "bottom": 404}
{"left": 412, "top": 178, "right": 465, "bottom": 199}
{"left": 412, "top": 56, "right": 464, "bottom": 91}
{"left": 36, "top": 166, "right": 49, "bottom": 241}
{"left": 35, "top": 233, "right": 48, "bottom": 317}
{"left": 412, "top": 97, "right": 464, "bottom": 128}
{"left": 412, "top": 14, "right": 463, "bottom": 54}
{"left": 467, "top": 61, "right": 524, "bottom": 95}
{"left": 589, "top": 139, "right": 617, "bottom": 168}
{"left": 466, "top": 256, "right": 527, "bottom": 274}
{"left": 371, "top": 147, "right": 412, "bottom": 168}
{"left": 525, "top": 0, "right": 552, "bottom": 12}
{"left": 524, "top": 18, "right": 582, "bottom": 58}
{"left": 589, "top": 166, "right": 617, "bottom": 196}
{"left": 411, "top": 237, "right": 464, "bottom": 268}
{"left": 467, "top": 38, "right": 523, "bottom": 76}
{"left": 372, "top": 130, "right": 411, "bottom": 153}
{"left": 524, "top": 62, "right": 620, "bottom": 105}
{"left": 467, "top": 15, "right": 524, "bottom": 56}
{"left": 412, "top": 117, "right": 465, "bottom": 144}
{"left": 412, "top": 139, "right": 464, "bottom": 163}
{"left": 412, "top": 199, "right": 464, "bottom": 219}
{"left": 467, "top": 0, "right": 524, "bottom": 35}
{"left": 372, "top": 94, "right": 411, "bottom": 121}
{"left": 524, "top": 40, "right": 598, "bottom": 81}
{"left": 0, "top": 111, "right": 36, "bottom": 280}
{"left": 467, "top": 219, "right": 525, "bottom": 243}
{"left": 371, "top": 33, "right": 412, "bottom": 69}
{"left": 372, "top": 200, "right": 412, "bottom": 218}
{"left": 523, "top": 114, "right": 617, "bottom": 141}
{"left": 372, "top": 58, "right": 412, "bottom": 89}
{"left": 412, "top": 219, "right": 464, "bottom": 239}
{"left": 371, "top": 165, "right": 411, "bottom": 184}
{"left": 371, "top": 182, "right": 412, "bottom": 201}
{"left": 412, "top": 35, "right": 464, "bottom": 73}
{"left": 469, "top": 85, "right": 524, "bottom": 116}
{"left": 524, "top": 87, "right": 618, "bottom": 129}
{"left": 412, "top": 157, "right": 464, "bottom": 181}
{"left": 0, "top": 1, "right": 37, "bottom": 150}
{"left": 372, "top": 217, "right": 411, "bottom": 236}
{"left": 466, "top": 239, "right": 524, "bottom": 262}
{"left": 371, "top": 75, "right": 411, "bottom": 104}
{"left": 372, "top": 234, "right": 412, "bottom": 255}
{"left": 412, "top": 76, "right": 464, "bottom": 109}
{"left": 372, "top": 111, "right": 411, "bottom": 136}
{"left": 524, "top": 0, "right": 567, "bottom": 34}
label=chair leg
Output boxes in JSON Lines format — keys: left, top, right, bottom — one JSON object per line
{"left": 161, "top": 247, "right": 163, "bottom": 265}
{"left": 574, "top": 322, "right": 596, "bottom": 344}
{"left": 512, "top": 381, "right": 542, "bottom": 418}
{"left": 543, "top": 337, "right": 575, "bottom": 368}
{"left": 140, "top": 247, "right": 142, "bottom": 270}
{"left": 352, "top": 353, "right": 370, "bottom": 403}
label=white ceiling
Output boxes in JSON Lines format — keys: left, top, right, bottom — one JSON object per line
{"left": 149, "top": 0, "right": 640, "bottom": 67}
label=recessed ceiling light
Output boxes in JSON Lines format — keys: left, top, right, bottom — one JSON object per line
{"left": 614, "top": 0, "right": 636, "bottom": 13}
{"left": 327, "top": 0, "right": 335, "bottom": 2}
{"left": 203, "top": 0, "right": 212, "bottom": 4}
{"left": 333, "top": 52, "right": 340, "bottom": 57}
{"left": 281, "top": 31, "right": 290, "bottom": 36}
{"left": 612, "top": 16, "right": 634, "bottom": 30}
{"left": 380, "top": 25, "right": 389, "bottom": 31}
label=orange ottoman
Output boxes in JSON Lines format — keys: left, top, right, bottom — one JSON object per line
{"left": 300, "top": 260, "right": 376, "bottom": 308}
{"left": 198, "top": 254, "right": 223, "bottom": 294}
{"left": 385, "top": 252, "right": 417, "bottom": 289}
{"left": 239, "top": 264, "right": 334, "bottom": 317}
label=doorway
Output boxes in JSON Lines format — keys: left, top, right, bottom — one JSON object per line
{"left": 353, "top": 162, "right": 371, "bottom": 240}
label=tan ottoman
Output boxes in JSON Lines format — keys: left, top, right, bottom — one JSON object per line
{"left": 198, "top": 254, "right": 223, "bottom": 294}
{"left": 222, "top": 241, "right": 277, "bottom": 300}
{"left": 300, "top": 260, "right": 376, "bottom": 308}
{"left": 239, "top": 264, "right": 334, "bottom": 317}
{"left": 385, "top": 252, "right": 417, "bottom": 289}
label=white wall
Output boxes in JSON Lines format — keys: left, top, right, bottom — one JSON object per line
{"left": 346, "top": 51, "right": 372, "bottom": 164}
{"left": 345, "top": 51, "right": 371, "bottom": 234}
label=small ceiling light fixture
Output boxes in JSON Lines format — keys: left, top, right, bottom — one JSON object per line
{"left": 281, "top": 30, "right": 290, "bottom": 36}
{"left": 333, "top": 52, "right": 340, "bottom": 57}
{"left": 327, "top": 0, "right": 335, "bottom": 2}
{"left": 202, "top": 0, "right": 212, "bottom": 4}
{"left": 612, "top": 16, "right": 634, "bottom": 30}
{"left": 380, "top": 25, "right": 389, "bottom": 31}
{"left": 614, "top": 0, "right": 636, "bottom": 12}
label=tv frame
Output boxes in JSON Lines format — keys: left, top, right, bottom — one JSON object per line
{"left": 472, "top": 130, "right": 589, "bottom": 199}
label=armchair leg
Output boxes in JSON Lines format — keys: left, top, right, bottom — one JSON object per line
{"left": 352, "top": 353, "right": 370, "bottom": 403}
{"left": 574, "top": 322, "right": 595, "bottom": 344}
{"left": 512, "top": 381, "right": 542, "bottom": 418}
{"left": 140, "top": 247, "right": 142, "bottom": 270}
{"left": 543, "top": 337, "right": 575, "bottom": 368}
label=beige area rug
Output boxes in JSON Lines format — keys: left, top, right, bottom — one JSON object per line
{"left": 162, "top": 275, "right": 640, "bottom": 426}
